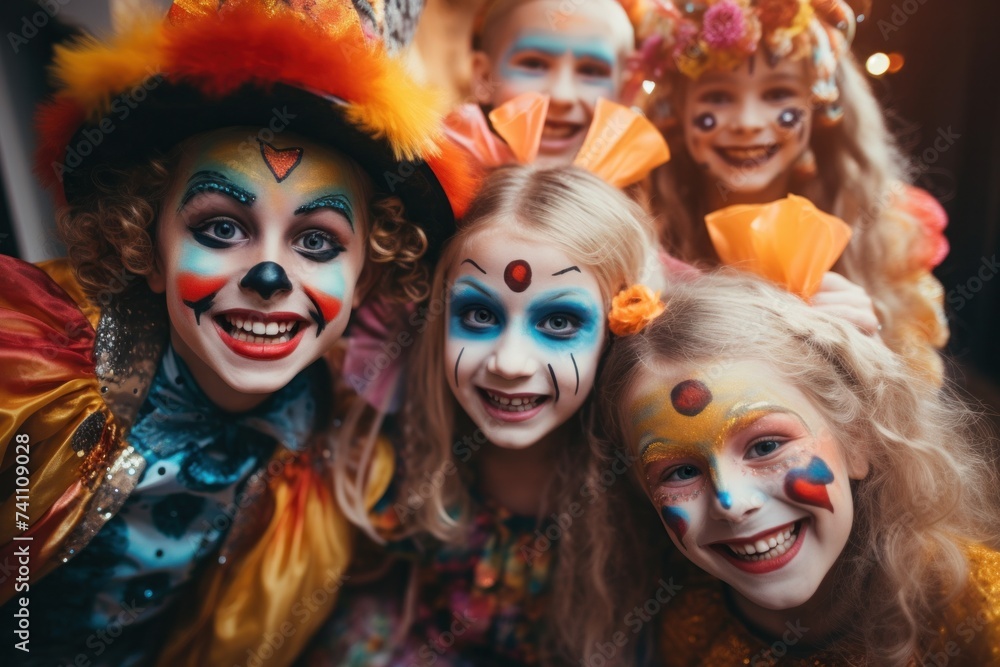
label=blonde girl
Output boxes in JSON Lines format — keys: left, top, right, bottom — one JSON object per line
{"left": 633, "top": 0, "right": 950, "bottom": 379}
{"left": 594, "top": 271, "right": 1000, "bottom": 665}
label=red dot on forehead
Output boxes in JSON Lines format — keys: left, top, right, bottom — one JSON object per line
{"left": 670, "top": 379, "right": 713, "bottom": 417}
{"left": 504, "top": 259, "right": 532, "bottom": 293}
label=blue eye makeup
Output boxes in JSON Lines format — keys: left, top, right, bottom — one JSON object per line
{"left": 525, "top": 290, "right": 600, "bottom": 348}
{"left": 449, "top": 279, "right": 506, "bottom": 340}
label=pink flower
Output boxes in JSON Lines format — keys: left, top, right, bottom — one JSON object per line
{"left": 672, "top": 21, "right": 699, "bottom": 59}
{"left": 702, "top": 1, "right": 746, "bottom": 50}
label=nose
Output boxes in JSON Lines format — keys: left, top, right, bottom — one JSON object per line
{"left": 240, "top": 261, "right": 292, "bottom": 299}
{"left": 486, "top": 329, "right": 540, "bottom": 379}
{"left": 707, "top": 462, "right": 765, "bottom": 523}
{"left": 729, "top": 97, "right": 767, "bottom": 134}
{"left": 548, "top": 58, "right": 579, "bottom": 107}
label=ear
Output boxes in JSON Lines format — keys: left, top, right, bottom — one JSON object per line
{"left": 470, "top": 51, "right": 497, "bottom": 106}
{"left": 146, "top": 252, "right": 166, "bottom": 294}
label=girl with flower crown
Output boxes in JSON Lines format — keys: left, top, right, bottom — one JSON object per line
{"left": 588, "top": 272, "right": 1000, "bottom": 666}
{"left": 629, "top": 0, "right": 950, "bottom": 380}
{"left": 0, "top": 1, "right": 471, "bottom": 665}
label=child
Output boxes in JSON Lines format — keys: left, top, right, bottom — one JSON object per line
{"left": 306, "top": 164, "right": 657, "bottom": 666}
{"left": 471, "top": 0, "right": 637, "bottom": 166}
{"left": 0, "top": 1, "right": 470, "bottom": 665}
{"left": 595, "top": 271, "right": 1000, "bottom": 665}
{"left": 632, "top": 0, "right": 949, "bottom": 380}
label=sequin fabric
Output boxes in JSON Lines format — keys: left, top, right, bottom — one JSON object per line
{"left": 657, "top": 544, "right": 1000, "bottom": 666}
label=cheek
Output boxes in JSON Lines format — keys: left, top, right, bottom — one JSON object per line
{"left": 781, "top": 455, "right": 836, "bottom": 513}
{"left": 300, "top": 263, "right": 347, "bottom": 324}
{"left": 175, "top": 242, "right": 229, "bottom": 303}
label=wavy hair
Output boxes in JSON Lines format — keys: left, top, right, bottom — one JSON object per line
{"left": 341, "top": 164, "right": 653, "bottom": 665}
{"left": 595, "top": 271, "right": 999, "bottom": 665}
{"left": 647, "top": 54, "right": 948, "bottom": 379}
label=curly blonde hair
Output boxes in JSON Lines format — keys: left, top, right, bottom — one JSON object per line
{"left": 646, "top": 54, "right": 949, "bottom": 380}
{"left": 595, "top": 271, "right": 1000, "bottom": 665}
{"left": 55, "top": 152, "right": 430, "bottom": 305}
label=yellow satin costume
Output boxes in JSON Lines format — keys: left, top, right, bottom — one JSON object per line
{"left": 0, "top": 256, "right": 394, "bottom": 666}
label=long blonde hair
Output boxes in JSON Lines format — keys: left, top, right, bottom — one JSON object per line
{"left": 647, "top": 54, "right": 947, "bottom": 377}
{"left": 596, "top": 271, "right": 999, "bottom": 665}
{"left": 383, "top": 164, "right": 651, "bottom": 664}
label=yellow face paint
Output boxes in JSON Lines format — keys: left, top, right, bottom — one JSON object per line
{"left": 631, "top": 374, "right": 802, "bottom": 509}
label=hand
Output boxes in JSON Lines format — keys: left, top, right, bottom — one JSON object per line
{"left": 809, "top": 272, "right": 881, "bottom": 336}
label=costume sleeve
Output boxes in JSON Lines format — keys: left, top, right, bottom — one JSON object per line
{"left": 0, "top": 256, "right": 121, "bottom": 604}
{"left": 155, "top": 436, "right": 396, "bottom": 667}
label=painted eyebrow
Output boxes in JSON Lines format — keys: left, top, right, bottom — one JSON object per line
{"left": 507, "top": 35, "right": 615, "bottom": 65}
{"left": 531, "top": 288, "right": 597, "bottom": 307}
{"left": 552, "top": 266, "right": 581, "bottom": 276}
{"left": 294, "top": 194, "right": 355, "bottom": 231}
{"left": 179, "top": 170, "right": 256, "bottom": 210}
{"left": 461, "top": 259, "right": 487, "bottom": 274}
{"left": 452, "top": 277, "right": 500, "bottom": 302}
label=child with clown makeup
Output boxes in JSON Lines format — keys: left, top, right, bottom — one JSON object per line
{"left": 465, "top": 0, "right": 639, "bottom": 167}
{"left": 0, "top": 1, "right": 471, "bottom": 665}
{"left": 303, "top": 164, "right": 659, "bottom": 666}
{"left": 592, "top": 272, "right": 1000, "bottom": 666}
{"left": 630, "top": 0, "right": 950, "bottom": 381}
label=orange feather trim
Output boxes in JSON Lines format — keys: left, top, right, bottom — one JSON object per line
{"left": 425, "top": 139, "right": 481, "bottom": 220}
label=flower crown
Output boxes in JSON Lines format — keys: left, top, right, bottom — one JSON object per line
{"left": 630, "top": 0, "right": 858, "bottom": 123}
{"left": 608, "top": 285, "right": 666, "bottom": 336}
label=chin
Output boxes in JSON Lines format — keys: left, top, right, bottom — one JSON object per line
{"left": 211, "top": 365, "right": 299, "bottom": 397}
{"left": 734, "top": 578, "right": 821, "bottom": 612}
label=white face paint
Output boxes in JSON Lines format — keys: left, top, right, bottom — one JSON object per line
{"left": 444, "top": 230, "right": 606, "bottom": 449}
{"left": 627, "top": 359, "right": 864, "bottom": 612}
{"left": 684, "top": 57, "right": 813, "bottom": 197}
{"left": 150, "top": 128, "right": 368, "bottom": 409}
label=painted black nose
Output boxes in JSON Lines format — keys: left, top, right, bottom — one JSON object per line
{"left": 240, "top": 262, "right": 292, "bottom": 299}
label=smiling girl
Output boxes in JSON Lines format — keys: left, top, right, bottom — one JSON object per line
{"left": 595, "top": 272, "right": 1000, "bottom": 665}
{"left": 0, "top": 1, "right": 468, "bottom": 665}
{"left": 633, "top": 0, "right": 950, "bottom": 380}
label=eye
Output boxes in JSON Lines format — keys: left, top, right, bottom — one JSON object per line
{"left": 460, "top": 307, "right": 499, "bottom": 330}
{"left": 697, "top": 89, "right": 733, "bottom": 105}
{"left": 746, "top": 439, "right": 784, "bottom": 459}
{"left": 510, "top": 54, "right": 550, "bottom": 72}
{"left": 294, "top": 230, "right": 345, "bottom": 262}
{"left": 536, "top": 313, "right": 582, "bottom": 338}
{"left": 577, "top": 61, "right": 612, "bottom": 78}
{"left": 192, "top": 218, "right": 247, "bottom": 249}
{"left": 665, "top": 464, "right": 702, "bottom": 483}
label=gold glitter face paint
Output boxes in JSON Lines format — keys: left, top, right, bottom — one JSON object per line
{"left": 632, "top": 373, "right": 805, "bottom": 510}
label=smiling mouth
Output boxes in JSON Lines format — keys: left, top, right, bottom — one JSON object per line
{"left": 541, "top": 120, "right": 584, "bottom": 143}
{"left": 721, "top": 521, "right": 801, "bottom": 562}
{"left": 715, "top": 145, "right": 779, "bottom": 167}
{"left": 478, "top": 388, "right": 550, "bottom": 422}
{"left": 213, "top": 311, "right": 308, "bottom": 360}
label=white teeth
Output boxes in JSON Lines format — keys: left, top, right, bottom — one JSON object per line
{"left": 222, "top": 315, "right": 298, "bottom": 343}
{"left": 485, "top": 391, "right": 542, "bottom": 412}
{"left": 243, "top": 320, "right": 253, "bottom": 332}
{"left": 265, "top": 322, "right": 279, "bottom": 336}
{"left": 252, "top": 321, "right": 266, "bottom": 335}
{"left": 726, "top": 524, "right": 800, "bottom": 561}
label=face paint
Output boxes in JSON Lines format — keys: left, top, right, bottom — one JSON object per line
{"left": 693, "top": 112, "right": 717, "bottom": 132}
{"left": 477, "top": 0, "right": 631, "bottom": 167}
{"left": 152, "top": 128, "right": 368, "bottom": 409}
{"left": 683, "top": 57, "right": 813, "bottom": 197}
{"left": 259, "top": 139, "right": 304, "bottom": 182}
{"left": 626, "top": 359, "right": 859, "bottom": 613}
{"left": 504, "top": 259, "right": 533, "bottom": 293}
{"left": 784, "top": 456, "right": 835, "bottom": 512}
{"left": 444, "top": 231, "right": 605, "bottom": 450}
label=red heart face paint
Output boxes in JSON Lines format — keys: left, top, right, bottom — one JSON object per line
{"left": 259, "top": 140, "right": 304, "bottom": 182}
{"left": 626, "top": 359, "right": 860, "bottom": 615}
{"left": 784, "top": 456, "right": 835, "bottom": 513}
{"left": 151, "top": 128, "right": 369, "bottom": 411}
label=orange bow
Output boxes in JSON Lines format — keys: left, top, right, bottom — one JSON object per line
{"left": 705, "top": 194, "right": 852, "bottom": 298}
